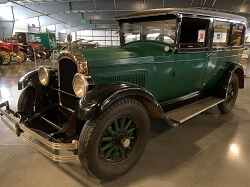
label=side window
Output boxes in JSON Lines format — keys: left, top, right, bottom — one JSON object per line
{"left": 122, "top": 23, "right": 141, "bottom": 43}
{"left": 232, "top": 23, "right": 244, "bottom": 46}
{"left": 145, "top": 19, "right": 176, "bottom": 45}
{"left": 212, "top": 20, "right": 230, "bottom": 47}
{"left": 179, "top": 17, "right": 209, "bottom": 48}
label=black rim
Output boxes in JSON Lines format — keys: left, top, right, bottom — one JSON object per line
{"left": 99, "top": 117, "right": 137, "bottom": 163}
{"left": 226, "top": 81, "right": 236, "bottom": 105}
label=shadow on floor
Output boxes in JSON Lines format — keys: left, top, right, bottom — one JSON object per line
{"left": 42, "top": 107, "right": 242, "bottom": 186}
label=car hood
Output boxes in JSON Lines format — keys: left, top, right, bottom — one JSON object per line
{"left": 78, "top": 41, "right": 172, "bottom": 68}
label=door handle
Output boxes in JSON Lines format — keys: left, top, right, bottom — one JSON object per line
{"left": 207, "top": 53, "right": 215, "bottom": 58}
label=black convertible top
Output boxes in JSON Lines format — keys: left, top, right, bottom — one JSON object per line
{"left": 115, "top": 8, "right": 247, "bottom": 22}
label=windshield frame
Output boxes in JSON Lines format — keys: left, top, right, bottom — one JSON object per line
{"left": 119, "top": 15, "right": 178, "bottom": 47}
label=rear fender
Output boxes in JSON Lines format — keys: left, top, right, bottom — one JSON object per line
{"left": 215, "top": 63, "right": 244, "bottom": 98}
{"left": 78, "top": 82, "right": 179, "bottom": 127}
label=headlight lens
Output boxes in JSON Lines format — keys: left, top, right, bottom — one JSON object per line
{"left": 38, "top": 66, "right": 50, "bottom": 87}
{"left": 73, "top": 73, "right": 89, "bottom": 98}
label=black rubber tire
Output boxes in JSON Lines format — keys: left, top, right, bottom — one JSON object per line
{"left": 17, "top": 86, "right": 36, "bottom": 114}
{"left": 45, "top": 49, "right": 51, "bottom": 59}
{"left": 78, "top": 98, "right": 150, "bottom": 181}
{"left": 218, "top": 73, "right": 239, "bottom": 114}
{"left": 26, "top": 45, "right": 34, "bottom": 55}
{"left": 21, "top": 51, "right": 27, "bottom": 63}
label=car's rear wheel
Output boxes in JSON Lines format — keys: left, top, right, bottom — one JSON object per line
{"left": 218, "top": 73, "right": 239, "bottom": 114}
{"left": 0, "top": 51, "right": 11, "bottom": 65}
{"left": 78, "top": 98, "right": 150, "bottom": 181}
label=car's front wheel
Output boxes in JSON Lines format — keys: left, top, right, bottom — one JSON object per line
{"left": 78, "top": 98, "right": 150, "bottom": 181}
{"left": 218, "top": 73, "right": 239, "bottom": 113}
{"left": 17, "top": 86, "right": 36, "bottom": 114}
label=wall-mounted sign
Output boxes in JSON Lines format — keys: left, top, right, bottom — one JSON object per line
{"left": 80, "top": 19, "right": 87, "bottom": 25}
{"left": 198, "top": 30, "right": 205, "bottom": 42}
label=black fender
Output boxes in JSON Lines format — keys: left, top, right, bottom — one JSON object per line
{"left": 215, "top": 63, "right": 244, "bottom": 98}
{"left": 78, "top": 82, "right": 179, "bottom": 127}
{"left": 18, "top": 70, "right": 41, "bottom": 91}
{"left": 18, "top": 69, "right": 58, "bottom": 110}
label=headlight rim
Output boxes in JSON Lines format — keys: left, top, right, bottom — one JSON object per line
{"left": 72, "top": 73, "right": 89, "bottom": 98}
{"left": 38, "top": 66, "right": 50, "bottom": 87}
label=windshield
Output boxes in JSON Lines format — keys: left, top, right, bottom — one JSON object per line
{"left": 121, "top": 18, "right": 176, "bottom": 45}
{"left": 27, "top": 33, "right": 36, "bottom": 43}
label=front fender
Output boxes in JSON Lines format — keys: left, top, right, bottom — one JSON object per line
{"left": 78, "top": 82, "right": 179, "bottom": 127}
{"left": 18, "top": 70, "right": 41, "bottom": 90}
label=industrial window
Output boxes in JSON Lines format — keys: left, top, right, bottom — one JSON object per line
{"left": 179, "top": 17, "right": 209, "bottom": 48}
{"left": 212, "top": 20, "right": 230, "bottom": 47}
{"left": 232, "top": 23, "right": 244, "bottom": 46}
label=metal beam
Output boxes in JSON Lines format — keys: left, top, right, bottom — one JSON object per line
{"left": 9, "top": 1, "right": 75, "bottom": 28}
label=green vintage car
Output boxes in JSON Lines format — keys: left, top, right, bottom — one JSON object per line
{"left": 0, "top": 8, "right": 247, "bottom": 181}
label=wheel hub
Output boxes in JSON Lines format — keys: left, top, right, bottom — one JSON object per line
{"left": 100, "top": 117, "right": 136, "bottom": 162}
{"left": 121, "top": 138, "right": 130, "bottom": 148}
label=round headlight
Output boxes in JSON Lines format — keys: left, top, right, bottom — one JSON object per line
{"left": 38, "top": 66, "right": 51, "bottom": 87}
{"left": 73, "top": 73, "right": 89, "bottom": 98}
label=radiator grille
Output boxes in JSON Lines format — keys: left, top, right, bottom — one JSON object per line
{"left": 59, "top": 59, "right": 78, "bottom": 109}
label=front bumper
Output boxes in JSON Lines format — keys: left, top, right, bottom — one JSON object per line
{"left": 0, "top": 101, "right": 78, "bottom": 163}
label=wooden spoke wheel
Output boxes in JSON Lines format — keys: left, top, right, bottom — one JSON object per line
{"left": 0, "top": 51, "right": 11, "bottom": 65}
{"left": 13, "top": 51, "right": 26, "bottom": 64}
{"left": 78, "top": 98, "right": 150, "bottom": 181}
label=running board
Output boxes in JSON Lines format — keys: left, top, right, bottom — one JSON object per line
{"left": 166, "top": 97, "right": 225, "bottom": 124}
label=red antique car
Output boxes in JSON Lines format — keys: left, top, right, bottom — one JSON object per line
{"left": 0, "top": 40, "right": 26, "bottom": 65}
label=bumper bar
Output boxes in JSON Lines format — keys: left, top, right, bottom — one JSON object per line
{"left": 0, "top": 101, "right": 78, "bottom": 162}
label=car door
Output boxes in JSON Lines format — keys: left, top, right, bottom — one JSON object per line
{"left": 173, "top": 17, "right": 211, "bottom": 96}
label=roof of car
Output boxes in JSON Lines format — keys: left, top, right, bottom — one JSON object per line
{"left": 115, "top": 8, "right": 247, "bottom": 22}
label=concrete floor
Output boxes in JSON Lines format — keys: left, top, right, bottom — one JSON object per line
{"left": 0, "top": 61, "right": 250, "bottom": 187}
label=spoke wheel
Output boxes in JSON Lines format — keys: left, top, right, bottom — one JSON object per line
{"left": 99, "top": 117, "right": 136, "bottom": 163}
{"left": 0, "top": 51, "right": 11, "bottom": 65}
{"left": 225, "top": 82, "right": 235, "bottom": 105}
{"left": 218, "top": 73, "right": 239, "bottom": 114}
{"left": 78, "top": 98, "right": 150, "bottom": 181}
{"left": 13, "top": 51, "right": 25, "bottom": 63}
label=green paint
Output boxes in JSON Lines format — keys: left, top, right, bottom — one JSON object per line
{"left": 35, "top": 33, "right": 57, "bottom": 50}
{"left": 80, "top": 19, "right": 87, "bottom": 25}
{"left": 79, "top": 41, "right": 243, "bottom": 101}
